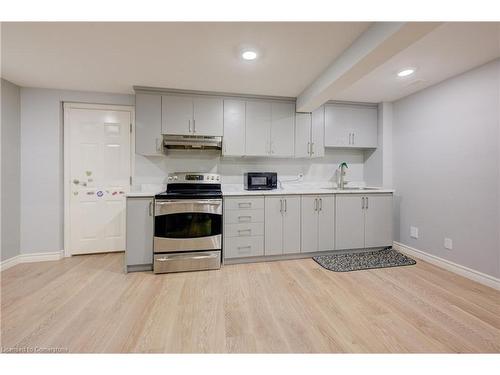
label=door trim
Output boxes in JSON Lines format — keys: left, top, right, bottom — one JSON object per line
{"left": 63, "top": 102, "right": 135, "bottom": 257}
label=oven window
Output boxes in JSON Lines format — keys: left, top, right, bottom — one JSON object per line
{"left": 251, "top": 176, "right": 267, "bottom": 185}
{"left": 155, "top": 212, "right": 222, "bottom": 238}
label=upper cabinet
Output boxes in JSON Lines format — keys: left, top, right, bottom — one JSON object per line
{"left": 270, "top": 102, "right": 295, "bottom": 157}
{"left": 222, "top": 99, "right": 246, "bottom": 156}
{"left": 294, "top": 106, "right": 325, "bottom": 158}
{"left": 225, "top": 99, "right": 295, "bottom": 157}
{"left": 245, "top": 101, "right": 272, "bottom": 156}
{"left": 162, "top": 95, "right": 223, "bottom": 137}
{"left": 324, "top": 104, "right": 378, "bottom": 148}
{"left": 135, "top": 93, "right": 163, "bottom": 156}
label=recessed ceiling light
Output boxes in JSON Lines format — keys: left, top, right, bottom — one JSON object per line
{"left": 241, "top": 50, "right": 258, "bottom": 61}
{"left": 397, "top": 68, "right": 416, "bottom": 78}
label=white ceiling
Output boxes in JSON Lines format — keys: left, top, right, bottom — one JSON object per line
{"left": 335, "top": 22, "right": 500, "bottom": 102}
{"left": 2, "top": 22, "right": 499, "bottom": 104}
{"left": 1, "top": 22, "right": 370, "bottom": 97}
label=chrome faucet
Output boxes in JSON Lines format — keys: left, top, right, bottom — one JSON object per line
{"left": 338, "top": 162, "right": 348, "bottom": 190}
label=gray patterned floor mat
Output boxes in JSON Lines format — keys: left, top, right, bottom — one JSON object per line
{"left": 313, "top": 248, "right": 416, "bottom": 272}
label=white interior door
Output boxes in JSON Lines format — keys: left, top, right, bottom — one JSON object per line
{"left": 65, "top": 104, "right": 132, "bottom": 255}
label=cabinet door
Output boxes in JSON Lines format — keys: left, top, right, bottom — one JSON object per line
{"left": 317, "top": 195, "right": 335, "bottom": 251}
{"left": 324, "top": 104, "right": 352, "bottom": 147}
{"left": 126, "top": 197, "right": 153, "bottom": 270}
{"left": 245, "top": 101, "right": 271, "bottom": 156}
{"left": 193, "top": 97, "right": 223, "bottom": 136}
{"left": 300, "top": 196, "right": 318, "bottom": 253}
{"left": 264, "top": 196, "right": 283, "bottom": 255}
{"left": 311, "top": 106, "right": 325, "bottom": 158}
{"left": 294, "top": 113, "right": 311, "bottom": 158}
{"left": 270, "top": 102, "right": 295, "bottom": 157}
{"left": 364, "top": 194, "right": 393, "bottom": 248}
{"left": 161, "top": 95, "right": 193, "bottom": 135}
{"left": 135, "top": 93, "right": 162, "bottom": 156}
{"left": 351, "top": 106, "right": 377, "bottom": 148}
{"left": 282, "top": 196, "right": 301, "bottom": 254}
{"left": 335, "top": 194, "right": 365, "bottom": 250}
{"left": 223, "top": 100, "right": 246, "bottom": 156}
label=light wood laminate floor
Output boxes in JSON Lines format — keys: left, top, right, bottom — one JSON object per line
{"left": 1, "top": 253, "right": 499, "bottom": 353}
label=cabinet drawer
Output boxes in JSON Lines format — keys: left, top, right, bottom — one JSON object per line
{"left": 224, "top": 236, "right": 264, "bottom": 258}
{"left": 224, "top": 222, "right": 264, "bottom": 238}
{"left": 224, "top": 209, "right": 264, "bottom": 224}
{"left": 224, "top": 197, "right": 264, "bottom": 210}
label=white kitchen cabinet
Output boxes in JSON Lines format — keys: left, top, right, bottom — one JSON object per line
{"left": 162, "top": 95, "right": 223, "bottom": 136}
{"left": 224, "top": 197, "right": 265, "bottom": 260}
{"left": 364, "top": 194, "right": 393, "bottom": 248}
{"left": 270, "top": 102, "right": 295, "bottom": 157}
{"left": 264, "top": 196, "right": 301, "bottom": 255}
{"left": 125, "top": 197, "right": 154, "bottom": 272}
{"left": 162, "top": 95, "right": 193, "bottom": 135}
{"left": 325, "top": 104, "right": 377, "bottom": 148}
{"left": 222, "top": 99, "right": 246, "bottom": 156}
{"left": 135, "top": 93, "right": 163, "bottom": 156}
{"left": 301, "top": 195, "right": 334, "bottom": 253}
{"left": 245, "top": 101, "right": 272, "bottom": 156}
{"left": 295, "top": 106, "right": 325, "bottom": 158}
{"left": 335, "top": 193, "right": 393, "bottom": 250}
{"left": 192, "top": 97, "right": 223, "bottom": 136}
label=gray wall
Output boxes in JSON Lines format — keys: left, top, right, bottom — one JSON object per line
{"left": 1, "top": 79, "right": 21, "bottom": 261}
{"left": 393, "top": 59, "right": 500, "bottom": 278}
{"left": 19, "top": 88, "right": 133, "bottom": 255}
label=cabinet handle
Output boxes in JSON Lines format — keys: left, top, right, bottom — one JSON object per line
{"left": 284, "top": 199, "right": 287, "bottom": 213}
{"left": 314, "top": 198, "right": 318, "bottom": 211}
{"left": 366, "top": 196, "right": 368, "bottom": 209}
{"left": 188, "top": 120, "right": 192, "bottom": 133}
{"left": 311, "top": 142, "right": 315, "bottom": 155}
{"left": 238, "top": 202, "right": 252, "bottom": 208}
{"left": 319, "top": 198, "right": 322, "bottom": 211}
{"left": 149, "top": 201, "right": 153, "bottom": 216}
{"left": 307, "top": 142, "right": 311, "bottom": 155}
{"left": 238, "top": 215, "right": 251, "bottom": 222}
{"left": 349, "top": 133, "right": 352, "bottom": 145}
{"left": 238, "top": 229, "right": 252, "bottom": 236}
{"left": 362, "top": 197, "right": 365, "bottom": 210}
{"left": 193, "top": 119, "right": 196, "bottom": 133}
{"left": 280, "top": 199, "right": 283, "bottom": 214}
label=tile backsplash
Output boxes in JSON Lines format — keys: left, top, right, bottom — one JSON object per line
{"left": 134, "top": 148, "right": 366, "bottom": 186}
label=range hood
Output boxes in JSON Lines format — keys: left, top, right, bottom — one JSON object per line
{"left": 163, "top": 135, "right": 222, "bottom": 150}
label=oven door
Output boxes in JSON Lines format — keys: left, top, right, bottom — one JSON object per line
{"left": 154, "top": 199, "right": 222, "bottom": 253}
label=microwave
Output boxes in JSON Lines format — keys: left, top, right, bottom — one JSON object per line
{"left": 244, "top": 172, "right": 278, "bottom": 190}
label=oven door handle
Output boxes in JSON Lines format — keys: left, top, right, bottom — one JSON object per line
{"left": 156, "top": 200, "right": 221, "bottom": 205}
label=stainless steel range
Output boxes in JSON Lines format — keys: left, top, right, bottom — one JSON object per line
{"left": 153, "top": 172, "right": 222, "bottom": 274}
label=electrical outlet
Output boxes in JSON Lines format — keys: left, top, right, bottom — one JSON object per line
{"left": 444, "top": 238, "right": 453, "bottom": 250}
{"left": 410, "top": 226, "right": 419, "bottom": 239}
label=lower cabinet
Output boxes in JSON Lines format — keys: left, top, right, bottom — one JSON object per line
{"left": 335, "top": 194, "right": 393, "bottom": 250}
{"left": 301, "top": 195, "right": 335, "bottom": 253}
{"left": 224, "top": 197, "right": 265, "bottom": 259}
{"left": 264, "top": 196, "right": 301, "bottom": 255}
{"left": 125, "top": 197, "right": 154, "bottom": 272}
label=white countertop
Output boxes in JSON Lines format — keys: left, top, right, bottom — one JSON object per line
{"left": 126, "top": 183, "right": 394, "bottom": 197}
{"left": 126, "top": 184, "right": 165, "bottom": 198}
{"left": 222, "top": 184, "right": 394, "bottom": 196}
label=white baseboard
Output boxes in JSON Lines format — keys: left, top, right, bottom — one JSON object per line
{"left": 393, "top": 241, "right": 500, "bottom": 291}
{"left": 0, "top": 250, "right": 64, "bottom": 272}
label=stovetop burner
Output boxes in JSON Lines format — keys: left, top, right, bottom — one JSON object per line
{"left": 155, "top": 172, "right": 222, "bottom": 200}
